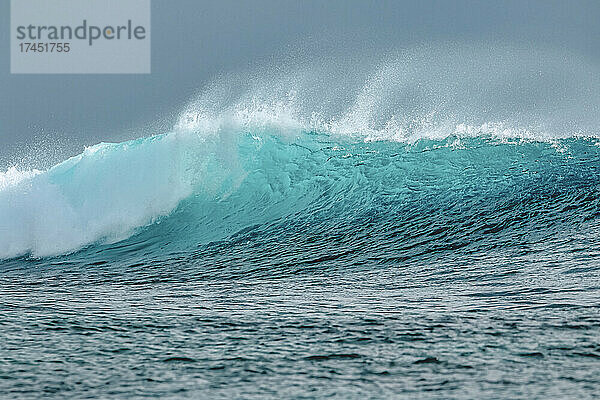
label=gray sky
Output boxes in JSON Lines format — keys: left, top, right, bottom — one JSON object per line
{"left": 1, "top": 0, "right": 600, "bottom": 168}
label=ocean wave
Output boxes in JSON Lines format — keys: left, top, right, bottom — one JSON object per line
{"left": 2, "top": 45, "right": 600, "bottom": 259}
{"left": 1, "top": 127, "right": 599, "bottom": 260}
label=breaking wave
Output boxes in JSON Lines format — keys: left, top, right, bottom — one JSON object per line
{"left": 2, "top": 45, "right": 600, "bottom": 259}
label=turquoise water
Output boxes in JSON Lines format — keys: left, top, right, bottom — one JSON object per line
{"left": 2, "top": 129, "right": 600, "bottom": 398}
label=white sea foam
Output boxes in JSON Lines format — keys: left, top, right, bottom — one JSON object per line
{"left": 0, "top": 134, "right": 193, "bottom": 258}
{"left": 0, "top": 167, "right": 42, "bottom": 191}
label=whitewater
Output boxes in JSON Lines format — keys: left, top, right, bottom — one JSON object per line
{"left": 2, "top": 45, "right": 600, "bottom": 398}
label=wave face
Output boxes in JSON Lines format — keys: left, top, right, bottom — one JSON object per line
{"left": 2, "top": 46, "right": 600, "bottom": 398}
{"left": 3, "top": 128, "right": 600, "bottom": 262}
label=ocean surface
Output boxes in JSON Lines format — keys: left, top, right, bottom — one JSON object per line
{"left": 2, "top": 48, "right": 600, "bottom": 398}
